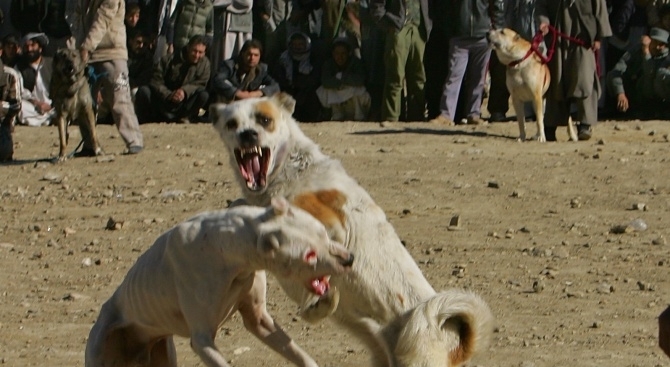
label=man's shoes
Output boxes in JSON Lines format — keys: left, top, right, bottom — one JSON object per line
{"left": 73, "top": 147, "right": 98, "bottom": 158}
{"left": 466, "top": 115, "right": 487, "bottom": 125}
{"left": 577, "top": 124, "right": 592, "bottom": 141}
{"left": 127, "top": 146, "right": 143, "bottom": 155}
{"left": 429, "top": 115, "right": 454, "bottom": 126}
{"left": 544, "top": 126, "right": 557, "bottom": 142}
{"left": 489, "top": 112, "right": 507, "bottom": 122}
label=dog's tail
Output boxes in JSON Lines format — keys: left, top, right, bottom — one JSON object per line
{"left": 393, "top": 289, "right": 494, "bottom": 366}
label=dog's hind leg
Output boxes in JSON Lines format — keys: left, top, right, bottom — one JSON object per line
{"left": 566, "top": 116, "right": 578, "bottom": 142}
{"left": 238, "top": 271, "right": 319, "bottom": 367}
{"left": 534, "top": 94, "right": 546, "bottom": 142}
{"left": 83, "top": 105, "right": 103, "bottom": 155}
{"left": 146, "top": 336, "right": 177, "bottom": 367}
{"left": 512, "top": 98, "right": 527, "bottom": 142}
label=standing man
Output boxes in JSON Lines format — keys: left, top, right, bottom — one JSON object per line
{"left": 370, "top": 0, "right": 432, "bottom": 122}
{"left": 429, "top": 0, "right": 505, "bottom": 126}
{"left": 66, "top": 0, "right": 144, "bottom": 155}
{"left": 536, "top": 0, "right": 612, "bottom": 141}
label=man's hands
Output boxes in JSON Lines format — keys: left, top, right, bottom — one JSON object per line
{"left": 616, "top": 93, "right": 629, "bottom": 112}
{"left": 641, "top": 35, "right": 652, "bottom": 56}
{"left": 80, "top": 48, "right": 90, "bottom": 64}
{"left": 169, "top": 88, "right": 186, "bottom": 103}
{"left": 35, "top": 101, "right": 52, "bottom": 115}
{"left": 539, "top": 22, "right": 549, "bottom": 35}
{"left": 234, "top": 90, "right": 264, "bottom": 100}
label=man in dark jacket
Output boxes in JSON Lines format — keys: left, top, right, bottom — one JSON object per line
{"left": 370, "top": 0, "right": 432, "bottom": 122}
{"left": 135, "top": 35, "right": 211, "bottom": 123}
{"left": 0, "top": 38, "right": 21, "bottom": 162}
{"left": 210, "top": 38, "right": 279, "bottom": 103}
{"left": 429, "top": 0, "right": 505, "bottom": 126}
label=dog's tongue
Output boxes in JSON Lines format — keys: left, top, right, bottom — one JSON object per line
{"left": 310, "top": 276, "right": 330, "bottom": 296}
{"left": 242, "top": 155, "right": 261, "bottom": 185}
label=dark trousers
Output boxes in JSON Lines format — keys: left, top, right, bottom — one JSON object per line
{"left": 135, "top": 86, "right": 209, "bottom": 123}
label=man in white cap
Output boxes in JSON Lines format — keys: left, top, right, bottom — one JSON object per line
{"left": 15, "top": 33, "right": 55, "bottom": 127}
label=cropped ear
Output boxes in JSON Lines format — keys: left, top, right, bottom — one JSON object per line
{"left": 272, "top": 92, "right": 296, "bottom": 114}
{"left": 270, "top": 197, "right": 290, "bottom": 216}
{"left": 209, "top": 103, "right": 225, "bottom": 124}
{"left": 258, "top": 232, "right": 280, "bottom": 254}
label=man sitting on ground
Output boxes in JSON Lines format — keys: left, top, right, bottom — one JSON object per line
{"left": 15, "top": 33, "right": 55, "bottom": 127}
{"left": 606, "top": 27, "right": 670, "bottom": 118}
{"left": 135, "top": 35, "right": 210, "bottom": 123}
{"left": 210, "top": 38, "right": 279, "bottom": 103}
{"left": 316, "top": 37, "right": 370, "bottom": 121}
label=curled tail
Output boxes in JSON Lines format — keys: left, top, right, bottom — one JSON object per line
{"left": 393, "top": 289, "right": 494, "bottom": 367}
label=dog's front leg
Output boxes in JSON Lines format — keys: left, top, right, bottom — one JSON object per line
{"left": 190, "top": 332, "right": 232, "bottom": 367}
{"left": 56, "top": 114, "right": 68, "bottom": 161}
{"left": 512, "top": 98, "right": 527, "bottom": 142}
{"left": 238, "top": 272, "right": 319, "bottom": 367}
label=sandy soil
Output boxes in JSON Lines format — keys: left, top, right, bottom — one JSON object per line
{"left": 1, "top": 118, "right": 669, "bottom": 367}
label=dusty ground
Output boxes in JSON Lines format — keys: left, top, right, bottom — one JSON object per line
{"left": 1, "top": 118, "right": 669, "bottom": 367}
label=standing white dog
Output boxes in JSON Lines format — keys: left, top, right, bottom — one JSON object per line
{"left": 211, "top": 94, "right": 494, "bottom": 367}
{"left": 488, "top": 28, "right": 577, "bottom": 142}
{"left": 85, "top": 198, "right": 354, "bottom": 367}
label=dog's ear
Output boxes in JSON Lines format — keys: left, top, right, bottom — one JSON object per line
{"left": 270, "top": 196, "right": 290, "bottom": 217}
{"left": 258, "top": 232, "right": 280, "bottom": 254}
{"left": 513, "top": 33, "right": 520, "bottom": 41}
{"left": 209, "top": 103, "right": 225, "bottom": 124}
{"left": 272, "top": 92, "right": 296, "bottom": 114}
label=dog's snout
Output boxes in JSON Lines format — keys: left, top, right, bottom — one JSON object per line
{"left": 340, "top": 253, "right": 354, "bottom": 267}
{"left": 239, "top": 130, "right": 259, "bottom": 146}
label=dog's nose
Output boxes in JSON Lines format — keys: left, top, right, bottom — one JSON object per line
{"left": 239, "top": 130, "right": 259, "bottom": 146}
{"left": 340, "top": 253, "right": 354, "bottom": 267}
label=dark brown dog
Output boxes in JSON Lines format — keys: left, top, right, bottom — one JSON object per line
{"left": 49, "top": 48, "right": 102, "bottom": 161}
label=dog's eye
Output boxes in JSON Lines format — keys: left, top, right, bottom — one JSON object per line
{"left": 255, "top": 113, "right": 273, "bottom": 128}
{"left": 225, "top": 119, "right": 238, "bottom": 130}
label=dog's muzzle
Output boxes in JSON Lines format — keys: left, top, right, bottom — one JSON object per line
{"left": 235, "top": 130, "right": 271, "bottom": 191}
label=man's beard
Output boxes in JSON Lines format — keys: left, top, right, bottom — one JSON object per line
{"left": 26, "top": 51, "right": 41, "bottom": 63}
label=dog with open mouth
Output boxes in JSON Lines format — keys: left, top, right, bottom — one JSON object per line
{"left": 212, "top": 93, "right": 494, "bottom": 367}
{"left": 85, "top": 197, "right": 353, "bottom": 367}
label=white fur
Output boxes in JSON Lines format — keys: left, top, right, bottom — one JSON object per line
{"left": 84, "top": 198, "right": 354, "bottom": 367}
{"left": 212, "top": 94, "right": 495, "bottom": 366}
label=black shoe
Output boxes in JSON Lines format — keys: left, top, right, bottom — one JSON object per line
{"left": 578, "top": 125, "right": 592, "bottom": 141}
{"left": 544, "top": 126, "right": 557, "bottom": 142}
{"left": 73, "top": 147, "right": 98, "bottom": 157}
{"left": 489, "top": 112, "right": 507, "bottom": 122}
{"left": 126, "top": 145, "right": 143, "bottom": 154}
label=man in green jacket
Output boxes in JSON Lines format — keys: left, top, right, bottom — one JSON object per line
{"left": 607, "top": 27, "right": 670, "bottom": 118}
{"left": 136, "top": 35, "right": 211, "bottom": 124}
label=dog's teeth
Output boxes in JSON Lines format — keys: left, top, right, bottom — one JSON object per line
{"left": 258, "top": 148, "right": 263, "bottom": 157}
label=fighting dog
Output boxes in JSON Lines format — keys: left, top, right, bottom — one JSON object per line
{"left": 212, "top": 93, "right": 494, "bottom": 367}
{"left": 50, "top": 48, "right": 102, "bottom": 161}
{"left": 488, "top": 28, "right": 577, "bottom": 142}
{"left": 85, "top": 198, "right": 354, "bottom": 367}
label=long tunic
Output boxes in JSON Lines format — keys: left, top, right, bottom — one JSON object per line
{"left": 535, "top": 0, "right": 612, "bottom": 101}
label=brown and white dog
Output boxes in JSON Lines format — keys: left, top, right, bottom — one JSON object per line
{"left": 85, "top": 198, "right": 354, "bottom": 367}
{"left": 211, "top": 93, "right": 494, "bottom": 367}
{"left": 488, "top": 28, "right": 577, "bottom": 142}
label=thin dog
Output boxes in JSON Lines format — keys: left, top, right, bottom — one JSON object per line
{"left": 85, "top": 198, "right": 354, "bottom": 367}
{"left": 488, "top": 28, "right": 577, "bottom": 142}
{"left": 50, "top": 48, "right": 102, "bottom": 161}
{"left": 212, "top": 93, "right": 494, "bottom": 367}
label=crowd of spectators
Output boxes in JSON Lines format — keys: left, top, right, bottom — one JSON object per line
{"left": 0, "top": 0, "right": 668, "bottom": 139}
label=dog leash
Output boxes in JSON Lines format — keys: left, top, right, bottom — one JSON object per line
{"left": 508, "top": 25, "right": 601, "bottom": 77}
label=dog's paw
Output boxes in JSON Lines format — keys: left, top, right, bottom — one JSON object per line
{"left": 300, "top": 287, "right": 340, "bottom": 323}
{"left": 536, "top": 134, "right": 546, "bottom": 143}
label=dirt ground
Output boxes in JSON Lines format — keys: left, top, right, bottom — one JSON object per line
{"left": 1, "top": 117, "right": 669, "bottom": 367}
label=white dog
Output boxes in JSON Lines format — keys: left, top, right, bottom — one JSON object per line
{"left": 211, "top": 94, "right": 494, "bottom": 367}
{"left": 85, "top": 198, "right": 354, "bottom": 367}
{"left": 488, "top": 28, "right": 577, "bottom": 142}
